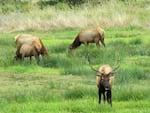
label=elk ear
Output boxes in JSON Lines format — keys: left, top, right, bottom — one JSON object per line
{"left": 96, "top": 74, "right": 101, "bottom": 76}
{"left": 108, "top": 72, "right": 115, "bottom": 76}
{"left": 96, "top": 72, "right": 102, "bottom": 76}
{"left": 110, "top": 72, "right": 115, "bottom": 76}
{"left": 111, "top": 74, "right": 114, "bottom": 76}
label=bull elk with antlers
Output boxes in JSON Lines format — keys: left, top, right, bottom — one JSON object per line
{"left": 87, "top": 54, "right": 120, "bottom": 106}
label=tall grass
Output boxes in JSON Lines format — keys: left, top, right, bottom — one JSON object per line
{"left": 0, "top": 0, "right": 149, "bottom": 32}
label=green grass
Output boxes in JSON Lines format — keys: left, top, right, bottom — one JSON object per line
{"left": 0, "top": 26, "right": 150, "bottom": 113}
{"left": 1, "top": 101, "right": 150, "bottom": 113}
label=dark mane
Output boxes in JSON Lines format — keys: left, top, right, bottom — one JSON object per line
{"left": 70, "top": 35, "right": 81, "bottom": 49}
{"left": 39, "top": 39, "right": 49, "bottom": 57}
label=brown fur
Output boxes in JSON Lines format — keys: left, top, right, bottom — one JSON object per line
{"left": 97, "top": 65, "right": 114, "bottom": 88}
{"left": 68, "top": 27, "right": 105, "bottom": 51}
{"left": 96, "top": 65, "right": 114, "bottom": 106}
{"left": 15, "top": 44, "right": 40, "bottom": 64}
{"left": 15, "top": 34, "right": 49, "bottom": 57}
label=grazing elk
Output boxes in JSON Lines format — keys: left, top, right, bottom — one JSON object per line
{"left": 68, "top": 27, "right": 105, "bottom": 51}
{"left": 15, "top": 34, "right": 49, "bottom": 57}
{"left": 87, "top": 54, "right": 120, "bottom": 106}
{"left": 15, "top": 44, "right": 40, "bottom": 64}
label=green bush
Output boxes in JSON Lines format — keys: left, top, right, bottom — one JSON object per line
{"left": 55, "top": 2, "right": 70, "bottom": 10}
{"left": 0, "top": 0, "right": 30, "bottom": 14}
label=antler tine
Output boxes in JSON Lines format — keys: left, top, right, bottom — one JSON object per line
{"left": 87, "top": 54, "right": 102, "bottom": 75}
{"left": 112, "top": 57, "right": 120, "bottom": 72}
{"left": 107, "top": 56, "right": 120, "bottom": 75}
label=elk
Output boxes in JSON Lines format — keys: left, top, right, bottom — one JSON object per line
{"left": 15, "top": 43, "right": 40, "bottom": 64}
{"left": 68, "top": 27, "right": 105, "bottom": 52}
{"left": 15, "top": 34, "right": 49, "bottom": 57}
{"left": 87, "top": 54, "right": 120, "bottom": 106}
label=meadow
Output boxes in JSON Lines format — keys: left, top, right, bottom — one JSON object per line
{"left": 0, "top": 26, "right": 150, "bottom": 113}
{"left": 0, "top": 0, "right": 150, "bottom": 113}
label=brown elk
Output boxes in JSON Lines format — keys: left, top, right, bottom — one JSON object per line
{"left": 15, "top": 44, "right": 40, "bottom": 64}
{"left": 68, "top": 27, "right": 105, "bottom": 51}
{"left": 15, "top": 34, "right": 49, "bottom": 57}
{"left": 87, "top": 54, "right": 120, "bottom": 106}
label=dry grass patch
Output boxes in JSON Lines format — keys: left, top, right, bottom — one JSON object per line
{"left": 0, "top": 1, "right": 149, "bottom": 32}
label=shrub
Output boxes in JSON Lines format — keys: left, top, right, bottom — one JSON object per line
{"left": 0, "top": 0, "right": 30, "bottom": 14}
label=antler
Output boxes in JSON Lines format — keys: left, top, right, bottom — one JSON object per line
{"left": 87, "top": 54, "right": 102, "bottom": 75}
{"left": 113, "top": 56, "right": 120, "bottom": 71}
{"left": 109, "top": 57, "right": 120, "bottom": 75}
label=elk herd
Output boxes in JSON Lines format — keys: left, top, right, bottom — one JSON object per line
{"left": 14, "top": 34, "right": 48, "bottom": 64}
{"left": 13, "top": 27, "right": 120, "bottom": 106}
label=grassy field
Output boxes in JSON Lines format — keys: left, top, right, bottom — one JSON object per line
{"left": 0, "top": 26, "right": 150, "bottom": 113}
{"left": 0, "top": 0, "right": 150, "bottom": 112}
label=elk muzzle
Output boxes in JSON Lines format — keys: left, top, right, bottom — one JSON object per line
{"left": 100, "top": 77, "right": 111, "bottom": 91}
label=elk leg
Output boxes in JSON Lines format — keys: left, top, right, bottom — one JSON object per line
{"left": 36, "top": 56, "right": 40, "bottom": 65}
{"left": 29, "top": 56, "right": 32, "bottom": 63}
{"left": 103, "top": 91, "right": 106, "bottom": 103}
{"left": 21, "top": 54, "right": 25, "bottom": 61}
{"left": 96, "top": 41, "right": 100, "bottom": 47}
{"left": 100, "top": 39, "right": 105, "bottom": 47}
{"left": 33, "top": 48, "right": 40, "bottom": 65}
{"left": 107, "top": 90, "right": 112, "bottom": 107}
{"left": 16, "top": 47, "right": 22, "bottom": 60}
{"left": 98, "top": 88, "right": 101, "bottom": 104}
{"left": 84, "top": 42, "right": 89, "bottom": 46}
{"left": 34, "top": 54, "right": 40, "bottom": 65}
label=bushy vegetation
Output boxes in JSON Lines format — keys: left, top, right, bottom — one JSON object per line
{"left": 0, "top": 0, "right": 126, "bottom": 13}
